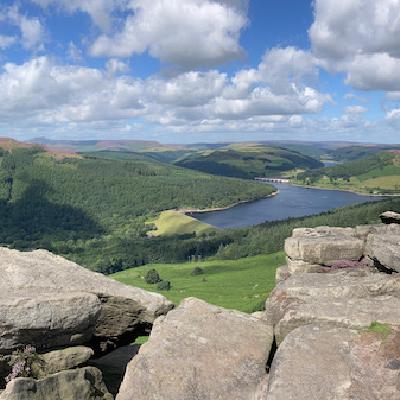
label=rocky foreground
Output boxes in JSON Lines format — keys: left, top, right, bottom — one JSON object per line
{"left": 1, "top": 212, "right": 400, "bottom": 399}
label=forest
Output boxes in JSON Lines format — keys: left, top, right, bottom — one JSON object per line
{"left": 0, "top": 145, "right": 396, "bottom": 273}
{"left": 0, "top": 146, "right": 273, "bottom": 272}
{"left": 175, "top": 144, "right": 322, "bottom": 179}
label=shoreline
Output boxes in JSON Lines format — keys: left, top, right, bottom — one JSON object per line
{"left": 289, "top": 182, "right": 399, "bottom": 197}
{"left": 178, "top": 190, "right": 279, "bottom": 215}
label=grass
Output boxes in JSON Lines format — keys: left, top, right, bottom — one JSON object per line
{"left": 363, "top": 176, "right": 400, "bottom": 190}
{"left": 294, "top": 175, "right": 400, "bottom": 195}
{"left": 147, "top": 210, "right": 215, "bottom": 236}
{"left": 133, "top": 336, "right": 149, "bottom": 345}
{"left": 367, "top": 322, "right": 392, "bottom": 339}
{"left": 112, "top": 252, "right": 285, "bottom": 313}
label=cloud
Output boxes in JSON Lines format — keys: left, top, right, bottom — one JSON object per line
{"left": 386, "top": 108, "right": 400, "bottom": 121}
{"left": 106, "top": 58, "right": 130, "bottom": 74}
{"left": 0, "top": 35, "right": 16, "bottom": 50}
{"left": 90, "top": 0, "right": 248, "bottom": 68}
{"left": 311, "top": 0, "right": 400, "bottom": 91}
{"left": 0, "top": 57, "right": 145, "bottom": 124}
{"left": 345, "top": 105, "right": 367, "bottom": 114}
{"left": 30, "top": 0, "right": 124, "bottom": 31}
{"left": 258, "top": 47, "right": 318, "bottom": 93}
{"left": 345, "top": 53, "right": 400, "bottom": 91}
{"left": 0, "top": 48, "right": 330, "bottom": 136}
{"left": 3, "top": 6, "right": 45, "bottom": 50}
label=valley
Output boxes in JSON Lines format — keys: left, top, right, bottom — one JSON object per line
{"left": 0, "top": 138, "right": 398, "bottom": 275}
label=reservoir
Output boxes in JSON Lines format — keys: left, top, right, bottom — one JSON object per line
{"left": 192, "top": 183, "right": 381, "bottom": 228}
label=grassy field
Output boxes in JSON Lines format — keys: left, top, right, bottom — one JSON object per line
{"left": 112, "top": 252, "right": 285, "bottom": 312}
{"left": 147, "top": 210, "right": 216, "bottom": 236}
{"left": 294, "top": 152, "right": 400, "bottom": 195}
{"left": 294, "top": 175, "right": 400, "bottom": 194}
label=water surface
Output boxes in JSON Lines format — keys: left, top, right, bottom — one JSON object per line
{"left": 193, "top": 183, "right": 380, "bottom": 228}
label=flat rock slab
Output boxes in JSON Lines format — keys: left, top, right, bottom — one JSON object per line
{"left": 0, "top": 248, "right": 172, "bottom": 322}
{"left": 285, "top": 228, "right": 364, "bottom": 264}
{"left": 0, "top": 247, "right": 173, "bottom": 354}
{"left": 267, "top": 325, "right": 400, "bottom": 400}
{"left": 117, "top": 298, "right": 273, "bottom": 400}
{"left": 275, "top": 296, "right": 400, "bottom": 343}
{"left": 266, "top": 270, "right": 400, "bottom": 328}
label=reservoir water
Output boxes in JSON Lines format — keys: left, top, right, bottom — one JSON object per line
{"left": 192, "top": 183, "right": 381, "bottom": 228}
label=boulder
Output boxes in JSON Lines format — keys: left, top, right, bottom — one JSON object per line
{"left": 117, "top": 298, "right": 273, "bottom": 400}
{"left": 0, "top": 248, "right": 173, "bottom": 355}
{"left": 38, "top": 347, "right": 94, "bottom": 377}
{"left": 0, "top": 291, "right": 101, "bottom": 354}
{"left": 366, "top": 233, "right": 400, "bottom": 273}
{"left": 0, "top": 367, "right": 112, "bottom": 400}
{"left": 380, "top": 211, "right": 400, "bottom": 224}
{"left": 267, "top": 324, "right": 400, "bottom": 400}
{"left": 285, "top": 227, "right": 364, "bottom": 264}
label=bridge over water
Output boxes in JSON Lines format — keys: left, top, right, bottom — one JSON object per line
{"left": 255, "top": 177, "right": 290, "bottom": 183}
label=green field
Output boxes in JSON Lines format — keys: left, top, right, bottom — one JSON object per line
{"left": 148, "top": 210, "right": 215, "bottom": 236}
{"left": 112, "top": 252, "right": 285, "bottom": 312}
{"left": 295, "top": 152, "right": 400, "bottom": 194}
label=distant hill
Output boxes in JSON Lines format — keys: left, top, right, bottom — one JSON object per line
{"left": 175, "top": 144, "right": 323, "bottom": 179}
{"left": 296, "top": 151, "right": 400, "bottom": 194}
{"left": 328, "top": 145, "right": 400, "bottom": 161}
{"left": 30, "top": 137, "right": 182, "bottom": 153}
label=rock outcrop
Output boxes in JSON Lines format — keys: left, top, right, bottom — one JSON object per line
{"left": 284, "top": 223, "right": 400, "bottom": 273}
{"left": 3, "top": 215, "right": 400, "bottom": 399}
{"left": 0, "top": 247, "right": 173, "bottom": 356}
{"left": 264, "top": 219, "right": 400, "bottom": 399}
{"left": 117, "top": 298, "right": 273, "bottom": 400}
{"left": 380, "top": 210, "right": 400, "bottom": 224}
{"left": 0, "top": 247, "right": 173, "bottom": 398}
{"left": 0, "top": 367, "right": 112, "bottom": 400}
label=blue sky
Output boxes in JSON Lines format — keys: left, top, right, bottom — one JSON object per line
{"left": 0, "top": 0, "right": 399, "bottom": 143}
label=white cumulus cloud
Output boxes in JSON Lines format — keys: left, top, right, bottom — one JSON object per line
{"left": 90, "top": 0, "right": 248, "bottom": 68}
{"left": 311, "top": 0, "right": 400, "bottom": 91}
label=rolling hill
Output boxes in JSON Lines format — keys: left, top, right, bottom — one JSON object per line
{"left": 175, "top": 144, "right": 323, "bottom": 179}
{"left": 0, "top": 143, "right": 274, "bottom": 271}
{"left": 295, "top": 151, "right": 400, "bottom": 194}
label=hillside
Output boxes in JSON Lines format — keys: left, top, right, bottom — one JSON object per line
{"left": 0, "top": 145, "right": 274, "bottom": 271}
{"left": 328, "top": 145, "right": 400, "bottom": 161}
{"left": 175, "top": 144, "right": 323, "bottom": 179}
{"left": 294, "top": 151, "right": 400, "bottom": 194}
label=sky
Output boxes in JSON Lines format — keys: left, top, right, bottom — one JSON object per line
{"left": 0, "top": 0, "right": 400, "bottom": 143}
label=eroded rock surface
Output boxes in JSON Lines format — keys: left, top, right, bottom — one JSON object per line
{"left": 264, "top": 219, "right": 400, "bottom": 399}
{"left": 0, "top": 247, "right": 173, "bottom": 355}
{"left": 366, "top": 233, "right": 400, "bottom": 273}
{"left": 267, "top": 325, "right": 400, "bottom": 400}
{"left": 117, "top": 298, "right": 273, "bottom": 400}
{"left": 0, "top": 367, "right": 112, "bottom": 400}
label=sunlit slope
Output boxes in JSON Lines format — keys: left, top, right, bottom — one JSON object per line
{"left": 175, "top": 144, "right": 323, "bottom": 179}
{"left": 296, "top": 152, "right": 400, "bottom": 194}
